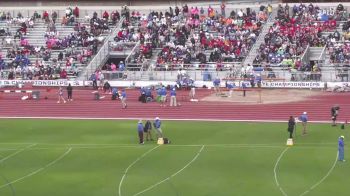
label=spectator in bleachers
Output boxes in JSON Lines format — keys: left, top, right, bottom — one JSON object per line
{"left": 73, "top": 6, "right": 80, "bottom": 18}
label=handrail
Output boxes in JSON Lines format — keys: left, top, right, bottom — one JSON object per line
{"left": 300, "top": 44, "right": 310, "bottom": 65}
{"left": 78, "top": 17, "right": 125, "bottom": 80}
{"left": 319, "top": 45, "right": 327, "bottom": 61}
{"left": 124, "top": 41, "right": 140, "bottom": 65}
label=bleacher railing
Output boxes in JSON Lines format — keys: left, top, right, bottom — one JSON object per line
{"left": 78, "top": 17, "right": 125, "bottom": 80}
{"left": 100, "top": 69, "right": 332, "bottom": 82}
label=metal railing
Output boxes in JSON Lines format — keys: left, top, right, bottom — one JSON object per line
{"left": 300, "top": 45, "right": 310, "bottom": 65}
{"left": 78, "top": 17, "right": 125, "bottom": 80}
{"left": 98, "top": 66, "right": 350, "bottom": 83}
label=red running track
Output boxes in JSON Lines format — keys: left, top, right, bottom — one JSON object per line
{"left": 0, "top": 87, "right": 349, "bottom": 122}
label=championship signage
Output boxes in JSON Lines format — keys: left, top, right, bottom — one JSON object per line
{"left": 0, "top": 80, "right": 91, "bottom": 87}
{"left": 261, "top": 81, "right": 324, "bottom": 88}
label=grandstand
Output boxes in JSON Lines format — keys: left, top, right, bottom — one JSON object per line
{"left": 0, "top": 1, "right": 349, "bottom": 83}
{"left": 0, "top": 2, "right": 350, "bottom": 196}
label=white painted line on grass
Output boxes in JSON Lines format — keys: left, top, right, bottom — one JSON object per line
{"left": 0, "top": 144, "right": 36, "bottom": 164}
{"left": 0, "top": 147, "right": 72, "bottom": 189}
{"left": 133, "top": 145, "right": 205, "bottom": 196}
{"left": 118, "top": 146, "right": 160, "bottom": 196}
{"left": 299, "top": 151, "right": 339, "bottom": 196}
{"left": 274, "top": 147, "right": 289, "bottom": 196}
{"left": 0, "top": 116, "right": 339, "bottom": 124}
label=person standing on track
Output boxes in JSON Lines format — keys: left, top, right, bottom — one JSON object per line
{"left": 121, "top": 89, "right": 127, "bottom": 109}
{"left": 57, "top": 86, "right": 66, "bottom": 104}
{"left": 331, "top": 105, "right": 340, "bottom": 126}
{"left": 227, "top": 82, "right": 235, "bottom": 97}
{"left": 213, "top": 77, "right": 221, "bottom": 96}
{"left": 299, "top": 112, "right": 308, "bottom": 135}
{"left": 67, "top": 83, "right": 73, "bottom": 101}
{"left": 137, "top": 120, "right": 144, "bottom": 145}
{"left": 287, "top": 116, "right": 296, "bottom": 138}
{"left": 160, "top": 86, "right": 167, "bottom": 107}
{"left": 170, "top": 87, "right": 177, "bottom": 107}
{"left": 338, "top": 135, "right": 345, "bottom": 162}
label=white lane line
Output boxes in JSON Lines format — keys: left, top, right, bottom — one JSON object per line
{"left": 0, "top": 144, "right": 36, "bottom": 164}
{"left": 299, "top": 151, "right": 339, "bottom": 196}
{"left": 274, "top": 147, "right": 289, "bottom": 196}
{"left": 0, "top": 147, "right": 72, "bottom": 189}
{"left": 0, "top": 142, "right": 339, "bottom": 146}
{"left": 133, "top": 145, "right": 205, "bottom": 196}
{"left": 0, "top": 116, "right": 339, "bottom": 124}
{"left": 118, "top": 146, "right": 160, "bottom": 196}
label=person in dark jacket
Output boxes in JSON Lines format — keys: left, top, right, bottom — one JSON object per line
{"left": 67, "top": 83, "right": 73, "bottom": 101}
{"left": 288, "top": 116, "right": 296, "bottom": 138}
{"left": 331, "top": 105, "right": 340, "bottom": 126}
{"left": 144, "top": 120, "right": 153, "bottom": 141}
{"left": 137, "top": 120, "right": 144, "bottom": 144}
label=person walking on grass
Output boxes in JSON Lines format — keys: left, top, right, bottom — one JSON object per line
{"left": 154, "top": 117, "right": 163, "bottom": 138}
{"left": 67, "top": 83, "right": 73, "bottom": 101}
{"left": 287, "top": 116, "right": 296, "bottom": 138}
{"left": 121, "top": 89, "right": 127, "bottom": 109}
{"left": 57, "top": 86, "right": 66, "bottom": 104}
{"left": 137, "top": 120, "right": 144, "bottom": 145}
{"left": 144, "top": 120, "right": 153, "bottom": 141}
{"left": 299, "top": 112, "right": 308, "bottom": 135}
{"left": 339, "top": 135, "right": 345, "bottom": 162}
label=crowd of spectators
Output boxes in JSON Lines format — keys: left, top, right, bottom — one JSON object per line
{"left": 114, "top": 3, "right": 269, "bottom": 72}
{"left": 254, "top": 3, "right": 343, "bottom": 66}
{"left": 0, "top": 6, "right": 121, "bottom": 80}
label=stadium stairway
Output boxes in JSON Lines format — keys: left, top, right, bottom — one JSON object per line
{"left": 242, "top": 11, "right": 276, "bottom": 67}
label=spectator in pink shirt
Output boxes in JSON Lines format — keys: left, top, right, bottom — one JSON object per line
{"left": 111, "top": 63, "right": 117, "bottom": 71}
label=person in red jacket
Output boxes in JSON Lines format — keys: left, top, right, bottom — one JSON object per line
{"left": 103, "top": 11, "right": 109, "bottom": 20}
{"left": 73, "top": 6, "right": 79, "bottom": 18}
{"left": 60, "top": 69, "right": 67, "bottom": 79}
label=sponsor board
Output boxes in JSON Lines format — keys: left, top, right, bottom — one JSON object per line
{"left": 0, "top": 80, "right": 92, "bottom": 87}
{"left": 0, "top": 80, "right": 326, "bottom": 89}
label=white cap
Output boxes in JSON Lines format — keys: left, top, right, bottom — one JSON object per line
{"left": 155, "top": 117, "right": 160, "bottom": 120}
{"left": 340, "top": 135, "right": 345, "bottom": 139}
{"left": 138, "top": 120, "right": 142, "bottom": 123}
{"left": 303, "top": 112, "right": 307, "bottom": 115}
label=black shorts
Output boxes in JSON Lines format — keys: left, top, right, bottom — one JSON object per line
{"left": 143, "top": 128, "right": 149, "bottom": 133}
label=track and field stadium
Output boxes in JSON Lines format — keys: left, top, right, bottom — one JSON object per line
{"left": 0, "top": 1, "right": 349, "bottom": 195}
